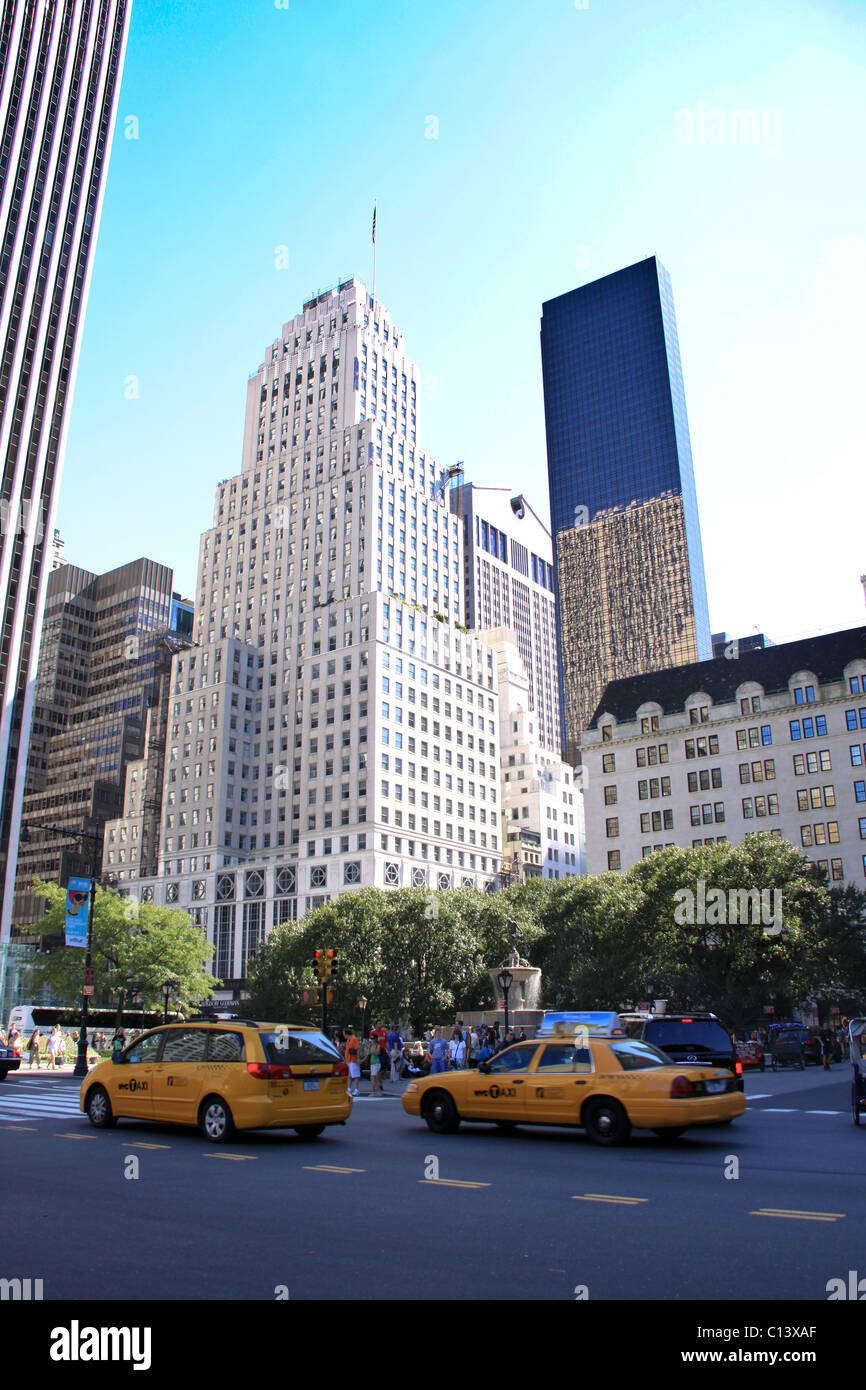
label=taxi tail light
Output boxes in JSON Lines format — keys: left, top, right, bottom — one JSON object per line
{"left": 735, "top": 1059, "right": 743, "bottom": 1076}
{"left": 670, "top": 1074, "right": 694, "bottom": 1098}
{"left": 247, "top": 1063, "right": 293, "bottom": 1080}
{"left": 332, "top": 1061, "right": 349, "bottom": 1077}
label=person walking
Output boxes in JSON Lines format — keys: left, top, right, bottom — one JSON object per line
{"left": 368, "top": 1031, "right": 383, "bottom": 1096}
{"left": 111, "top": 1029, "right": 126, "bottom": 1061}
{"left": 344, "top": 1026, "right": 361, "bottom": 1097}
{"left": 46, "top": 1024, "right": 63, "bottom": 1070}
{"left": 429, "top": 1028, "right": 448, "bottom": 1074}
{"left": 820, "top": 1026, "right": 834, "bottom": 1071}
{"left": 27, "top": 1029, "right": 41, "bottom": 1069}
{"left": 449, "top": 1029, "right": 466, "bottom": 1070}
{"left": 388, "top": 1026, "right": 403, "bottom": 1084}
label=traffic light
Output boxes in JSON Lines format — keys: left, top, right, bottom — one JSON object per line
{"left": 312, "top": 950, "right": 323, "bottom": 982}
{"left": 321, "top": 949, "right": 338, "bottom": 982}
{"left": 302, "top": 987, "right": 320, "bottom": 1005}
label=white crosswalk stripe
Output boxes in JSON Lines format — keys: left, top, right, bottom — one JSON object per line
{"left": 0, "top": 1082, "right": 82, "bottom": 1121}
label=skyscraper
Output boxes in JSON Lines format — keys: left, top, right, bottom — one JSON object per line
{"left": 13, "top": 558, "right": 190, "bottom": 926}
{"left": 124, "top": 281, "right": 503, "bottom": 1000}
{"left": 451, "top": 482, "right": 561, "bottom": 755}
{"left": 541, "top": 256, "right": 711, "bottom": 761}
{"left": 0, "top": 0, "right": 133, "bottom": 947}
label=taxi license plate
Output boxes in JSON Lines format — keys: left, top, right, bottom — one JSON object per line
{"left": 303, "top": 1080, "right": 319, "bottom": 1092}
{"left": 705, "top": 1079, "right": 727, "bottom": 1094}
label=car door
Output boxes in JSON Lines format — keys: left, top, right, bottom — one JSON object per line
{"left": 110, "top": 1030, "right": 165, "bottom": 1118}
{"left": 150, "top": 1028, "right": 209, "bottom": 1124}
{"left": 525, "top": 1042, "right": 595, "bottom": 1126}
{"left": 462, "top": 1043, "right": 540, "bottom": 1122}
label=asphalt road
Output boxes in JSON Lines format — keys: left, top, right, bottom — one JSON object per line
{"left": 1, "top": 1064, "right": 862, "bottom": 1303}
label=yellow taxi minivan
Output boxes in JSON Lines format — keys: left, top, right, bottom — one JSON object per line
{"left": 81, "top": 1020, "right": 352, "bottom": 1141}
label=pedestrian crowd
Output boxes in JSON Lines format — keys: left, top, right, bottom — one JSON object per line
{"left": 330, "top": 1018, "right": 527, "bottom": 1097}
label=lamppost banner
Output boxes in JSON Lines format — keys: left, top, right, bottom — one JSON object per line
{"left": 65, "top": 878, "right": 91, "bottom": 948}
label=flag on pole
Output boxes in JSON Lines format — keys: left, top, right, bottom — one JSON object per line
{"left": 372, "top": 202, "right": 377, "bottom": 244}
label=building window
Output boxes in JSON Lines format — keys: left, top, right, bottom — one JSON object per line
{"left": 607, "top": 850, "right": 621, "bottom": 871}
{"left": 605, "top": 817, "right": 619, "bottom": 838}
{"left": 343, "top": 862, "right": 361, "bottom": 885}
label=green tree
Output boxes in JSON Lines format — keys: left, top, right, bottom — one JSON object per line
{"left": 23, "top": 882, "right": 219, "bottom": 1018}
{"left": 795, "top": 883, "right": 866, "bottom": 1018}
{"left": 625, "top": 836, "right": 827, "bottom": 1027}
{"left": 245, "top": 885, "right": 540, "bottom": 1033}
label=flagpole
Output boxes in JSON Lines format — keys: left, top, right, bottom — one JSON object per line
{"left": 372, "top": 199, "right": 377, "bottom": 306}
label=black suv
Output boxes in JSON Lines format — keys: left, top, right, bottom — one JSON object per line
{"left": 629, "top": 1013, "right": 744, "bottom": 1092}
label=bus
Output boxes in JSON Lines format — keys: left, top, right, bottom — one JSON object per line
{"left": 6, "top": 1003, "right": 181, "bottom": 1048}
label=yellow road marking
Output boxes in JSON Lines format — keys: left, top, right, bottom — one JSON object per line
{"left": 126, "top": 1142, "right": 172, "bottom": 1150}
{"left": 572, "top": 1194, "right": 648, "bottom": 1205}
{"left": 202, "top": 1152, "right": 257, "bottom": 1161}
{"left": 2, "top": 1125, "right": 37, "bottom": 1131}
{"left": 752, "top": 1208, "right": 844, "bottom": 1222}
{"left": 303, "top": 1164, "right": 365, "bottom": 1174}
{"left": 54, "top": 1133, "right": 96, "bottom": 1140}
{"left": 418, "top": 1178, "right": 490, "bottom": 1189}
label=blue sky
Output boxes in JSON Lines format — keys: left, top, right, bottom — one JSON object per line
{"left": 61, "top": 0, "right": 866, "bottom": 645}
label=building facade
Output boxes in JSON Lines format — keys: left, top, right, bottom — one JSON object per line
{"left": 489, "top": 630, "right": 584, "bottom": 880}
{"left": 541, "top": 257, "right": 712, "bottom": 761}
{"left": 579, "top": 626, "right": 866, "bottom": 884}
{"left": 452, "top": 483, "right": 561, "bottom": 757}
{"left": 13, "top": 558, "right": 188, "bottom": 927}
{"left": 124, "top": 281, "right": 503, "bottom": 997}
{"left": 0, "top": 0, "right": 132, "bottom": 947}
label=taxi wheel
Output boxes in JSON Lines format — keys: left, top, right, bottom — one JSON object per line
{"left": 583, "top": 1097, "right": 630, "bottom": 1146}
{"left": 294, "top": 1125, "right": 326, "bottom": 1139}
{"left": 200, "top": 1095, "right": 235, "bottom": 1143}
{"left": 422, "top": 1090, "right": 460, "bottom": 1134}
{"left": 85, "top": 1086, "right": 117, "bottom": 1129}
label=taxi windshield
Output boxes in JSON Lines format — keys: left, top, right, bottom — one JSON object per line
{"left": 610, "top": 1040, "right": 671, "bottom": 1070}
{"left": 261, "top": 1030, "right": 340, "bottom": 1066}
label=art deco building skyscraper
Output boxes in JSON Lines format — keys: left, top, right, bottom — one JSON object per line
{"left": 541, "top": 257, "right": 711, "bottom": 762}
{"left": 0, "top": 0, "right": 132, "bottom": 943}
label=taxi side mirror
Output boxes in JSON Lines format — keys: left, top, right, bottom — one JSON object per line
{"left": 478, "top": 1061, "right": 491, "bottom": 1075}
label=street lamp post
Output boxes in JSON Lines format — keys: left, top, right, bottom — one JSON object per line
{"left": 358, "top": 994, "right": 368, "bottom": 1039}
{"left": 498, "top": 969, "right": 513, "bottom": 1036}
{"left": 162, "top": 980, "right": 174, "bottom": 1024}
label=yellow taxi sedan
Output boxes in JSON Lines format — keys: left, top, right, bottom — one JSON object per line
{"left": 81, "top": 1020, "right": 352, "bottom": 1142}
{"left": 402, "top": 1030, "right": 745, "bottom": 1145}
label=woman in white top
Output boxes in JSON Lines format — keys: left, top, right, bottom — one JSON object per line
{"left": 449, "top": 1031, "right": 466, "bottom": 1069}
{"left": 47, "top": 1024, "right": 63, "bottom": 1070}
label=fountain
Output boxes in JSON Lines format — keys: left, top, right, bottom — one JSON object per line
{"left": 462, "top": 930, "right": 545, "bottom": 1036}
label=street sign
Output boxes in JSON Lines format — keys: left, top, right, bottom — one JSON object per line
{"left": 84, "top": 967, "right": 94, "bottom": 987}
{"left": 763, "top": 1005, "right": 775, "bottom": 1014}
{"left": 83, "top": 985, "right": 94, "bottom": 997}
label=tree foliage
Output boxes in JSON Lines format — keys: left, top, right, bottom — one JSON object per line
{"left": 246, "top": 835, "right": 863, "bottom": 1030}
{"left": 24, "top": 882, "right": 219, "bottom": 1017}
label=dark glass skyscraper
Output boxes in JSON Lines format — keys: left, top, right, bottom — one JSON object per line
{"left": 541, "top": 256, "right": 711, "bottom": 760}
